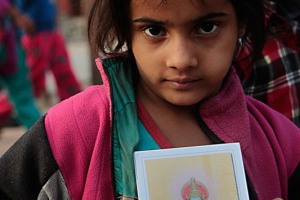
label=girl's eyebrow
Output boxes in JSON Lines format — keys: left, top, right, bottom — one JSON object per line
{"left": 132, "top": 12, "right": 227, "bottom": 24}
{"left": 192, "top": 12, "right": 227, "bottom": 23}
{"left": 132, "top": 17, "right": 164, "bottom": 25}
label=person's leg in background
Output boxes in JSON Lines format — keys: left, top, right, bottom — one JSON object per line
{"left": 21, "top": 33, "right": 48, "bottom": 99}
{"left": 2, "top": 42, "right": 41, "bottom": 129}
{"left": 49, "top": 30, "right": 81, "bottom": 100}
{"left": 22, "top": 30, "right": 81, "bottom": 102}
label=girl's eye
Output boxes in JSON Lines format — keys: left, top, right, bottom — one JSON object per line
{"left": 144, "top": 26, "right": 165, "bottom": 37}
{"left": 198, "top": 22, "right": 218, "bottom": 34}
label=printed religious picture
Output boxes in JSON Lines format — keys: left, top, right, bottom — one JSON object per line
{"left": 134, "top": 143, "right": 249, "bottom": 200}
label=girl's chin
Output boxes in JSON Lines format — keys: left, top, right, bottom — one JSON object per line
{"left": 166, "top": 97, "right": 204, "bottom": 107}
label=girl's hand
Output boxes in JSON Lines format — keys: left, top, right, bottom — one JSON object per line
{"left": 273, "top": 198, "right": 283, "bottom": 200}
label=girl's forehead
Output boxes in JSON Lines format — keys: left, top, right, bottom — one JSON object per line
{"left": 130, "top": 0, "right": 233, "bottom": 17}
{"left": 130, "top": 0, "right": 232, "bottom": 8}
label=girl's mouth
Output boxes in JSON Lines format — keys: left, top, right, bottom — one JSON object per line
{"left": 166, "top": 78, "right": 201, "bottom": 90}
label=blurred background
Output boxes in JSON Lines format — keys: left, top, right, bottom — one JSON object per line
{"left": 0, "top": 0, "right": 99, "bottom": 155}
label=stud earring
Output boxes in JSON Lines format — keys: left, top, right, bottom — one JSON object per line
{"left": 238, "top": 38, "right": 243, "bottom": 48}
{"left": 235, "top": 37, "right": 244, "bottom": 57}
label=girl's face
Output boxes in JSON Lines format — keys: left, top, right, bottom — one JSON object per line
{"left": 131, "top": 0, "right": 242, "bottom": 106}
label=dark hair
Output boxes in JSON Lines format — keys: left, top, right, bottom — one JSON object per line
{"left": 88, "top": 0, "right": 265, "bottom": 64}
{"left": 88, "top": 0, "right": 131, "bottom": 56}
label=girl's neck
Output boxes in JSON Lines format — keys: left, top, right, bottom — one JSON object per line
{"left": 137, "top": 85, "right": 213, "bottom": 147}
{"left": 138, "top": 91, "right": 196, "bottom": 121}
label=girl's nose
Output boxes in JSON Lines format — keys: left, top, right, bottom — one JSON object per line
{"left": 165, "top": 36, "right": 198, "bottom": 71}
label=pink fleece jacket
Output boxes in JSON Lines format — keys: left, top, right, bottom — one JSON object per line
{"left": 45, "top": 58, "right": 300, "bottom": 199}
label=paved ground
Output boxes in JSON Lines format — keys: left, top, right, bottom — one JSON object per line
{"left": 0, "top": 16, "right": 92, "bottom": 156}
{"left": 0, "top": 127, "right": 25, "bottom": 156}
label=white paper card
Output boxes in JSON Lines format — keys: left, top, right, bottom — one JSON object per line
{"left": 134, "top": 143, "right": 249, "bottom": 200}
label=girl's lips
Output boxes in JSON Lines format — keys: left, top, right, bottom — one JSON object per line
{"left": 167, "top": 78, "right": 201, "bottom": 90}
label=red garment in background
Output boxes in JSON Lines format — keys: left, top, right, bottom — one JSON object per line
{"left": 21, "top": 30, "right": 81, "bottom": 100}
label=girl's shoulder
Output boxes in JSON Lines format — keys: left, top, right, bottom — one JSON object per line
{"left": 47, "top": 85, "right": 110, "bottom": 118}
{"left": 45, "top": 85, "right": 112, "bottom": 155}
{"left": 246, "top": 95, "right": 300, "bottom": 147}
{"left": 246, "top": 95, "right": 295, "bottom": 124}
{"left": 44, "top": 85, "right": 113, "bottom": 198}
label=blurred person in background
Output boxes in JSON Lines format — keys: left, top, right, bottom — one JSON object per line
{"left": 15, "top": 0, "right": 81, "bottom": 104}
{"left": 237, "top": 0, "right": 300, "bottom": 126}
{"left": 0, "top": 90, "right": 14, "bottom": 128}
{"left": 0, "top": 0, "right": 40, "bottom": 129}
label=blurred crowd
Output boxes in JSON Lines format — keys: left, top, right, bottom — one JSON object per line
{"left": 0, "top": 0, "right": 83, "bottom": 129}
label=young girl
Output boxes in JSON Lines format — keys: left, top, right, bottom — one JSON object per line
{"left": 0, "top": 0, "right": 299, "bottom": 199}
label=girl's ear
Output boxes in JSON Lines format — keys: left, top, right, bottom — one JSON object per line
{"left": 238, "top": 23, "right": 246, "bottom": 38}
